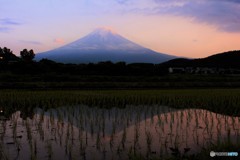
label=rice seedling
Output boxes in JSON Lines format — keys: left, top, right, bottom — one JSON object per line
{"left": 112, "top": 121, "right": 116, "bottom": 136}
{"left": 109, "top": 133, "right": 114, "bottom": 152}
{"left": 101, "top": 119, "right": 105, "bottom": 138}
{"left": 134, "top": 123, "right": 140, "bottom": 150}
{"left": 45, "top": 140, "right": 53, "bottom": 160}
{"left": 96, "top": 132, "right": 101, "bottom": 150}
{"left": 146, "top": 131, "right": 152, "bottom": 152}
{"left": 12, "top": 118, "right": 17, "bottom": 142}
{"left": 25, "top": 120, "right": 32, "bottom": 145}
{"left": 85, "top": 130, "right": 88, "bottom": 146}
{"left": 121, "top": 127, "right": 127, "bottom": 149}
{"left": 90, "top": 120, "right": 94, "bottom": 137}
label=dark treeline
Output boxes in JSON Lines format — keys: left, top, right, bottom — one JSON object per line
{"left": 0, "top": 47, "right": 171, "bottom": 89}
{"left": 0, "top": 47, "right": 168, "bottom": 76}
{"left": 0, "top": 56, "right": 169, "bottom": 76}
{"left": 0, "top": 47, "right": 34, "bottom": 62}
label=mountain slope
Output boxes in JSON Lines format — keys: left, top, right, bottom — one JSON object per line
{"left": 161, "top": 50, "right": 240, "bottom": 68}
{"left": 35, "top": 28, "right": 176, "bottom": 63}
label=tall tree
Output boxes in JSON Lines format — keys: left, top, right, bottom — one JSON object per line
{"left": 0, "top": 47, "right": 3, "bottom": 60}
{"left": 0, "top": 47, "right": 17, "bottom": 62}
{"left": 20, "top": 49, "right": 35, "bottom": 62}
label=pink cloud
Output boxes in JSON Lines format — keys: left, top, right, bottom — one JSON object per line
{"left": 54, "top": 38, "right": 65, "bottom": 44}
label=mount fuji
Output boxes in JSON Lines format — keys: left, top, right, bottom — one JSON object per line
{"left": 35, "top": 28, "right": 176, "bottom": 63}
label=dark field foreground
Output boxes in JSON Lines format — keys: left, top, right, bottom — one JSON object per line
{"left": 1, "top": 89, "right": 240, "bottom": 117}
{"left": 1, "top": 73, "right": 240, "bottom": 89}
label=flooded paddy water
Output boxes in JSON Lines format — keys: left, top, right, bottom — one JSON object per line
{"left": 0, "top": 105, "right": 239, "bottom": 160}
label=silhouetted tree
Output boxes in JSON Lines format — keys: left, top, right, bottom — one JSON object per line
{"left": 0, "top": 47, "right": 18, "bottom": 62}
{"left": 0, "top": 47, "right": 3, "bottom": 60}
{"left": 20, "top": 49, "right": 35, "bottom": 62}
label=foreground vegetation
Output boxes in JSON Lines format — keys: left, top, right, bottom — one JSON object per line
{"left": 1, "top": 89, "right": 240, "bottom": 118}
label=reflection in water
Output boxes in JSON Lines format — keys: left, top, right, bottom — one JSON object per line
{"left": 0, "top": 105, "right": 239, "bottom": 160}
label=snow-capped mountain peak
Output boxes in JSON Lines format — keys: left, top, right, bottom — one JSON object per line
{"left": 60, "top": 27, "right": 142, "bottom": 51}
{"left": 90, "top": 27, "right": 118, "bottom": 37}
{"left": 36, "top": 28, "right": 176, "bottom": 63}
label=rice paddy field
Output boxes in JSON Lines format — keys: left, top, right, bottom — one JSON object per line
{"left": 0, "top": 89, "right": 240, "bottom": 159}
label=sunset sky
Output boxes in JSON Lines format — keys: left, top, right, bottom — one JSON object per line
{"left": 1, "top": 0, "right": 240, "bottom": 58}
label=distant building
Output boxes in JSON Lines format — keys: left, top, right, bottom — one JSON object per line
{"left": 168, "top": 67, "right": 185, "bottom": 73}
{"left": 169, "top": 67, "right": 240, "bottom": 75}
{"left": 0, "top": 54, "right": 3, "bottom": 60}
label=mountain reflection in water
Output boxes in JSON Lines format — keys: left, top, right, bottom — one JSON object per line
{"left": 0, "top": 105, "right": 239, "bottom": 160}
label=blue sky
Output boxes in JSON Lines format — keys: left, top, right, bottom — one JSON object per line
{"left": 1, "top": 0, "right": 240, "bottom": 58}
